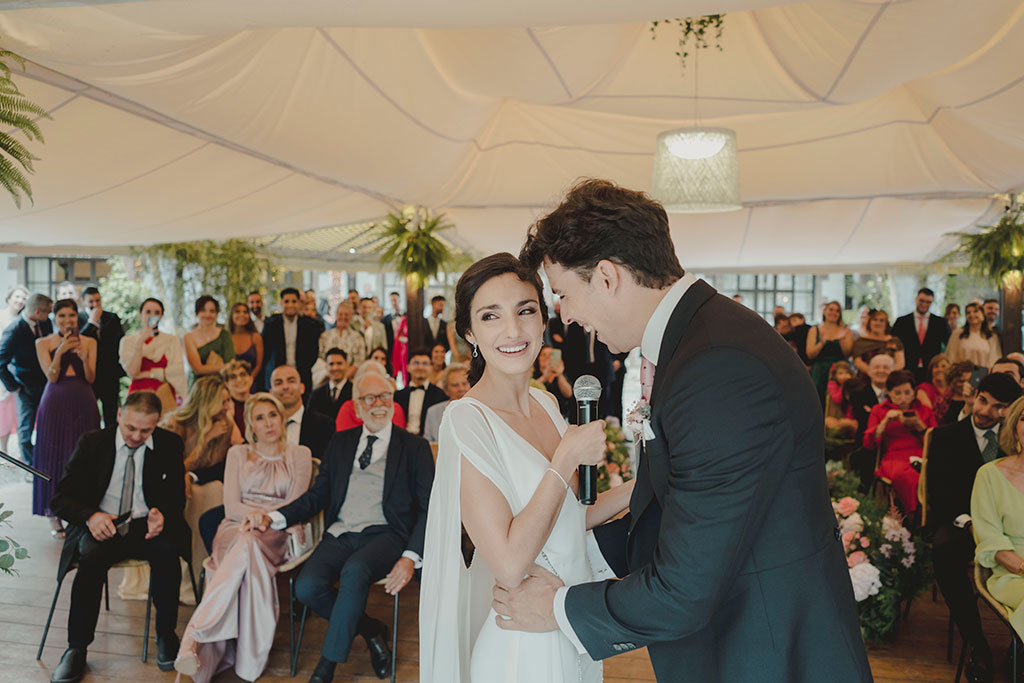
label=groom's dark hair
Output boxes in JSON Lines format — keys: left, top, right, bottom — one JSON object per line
{"left": 520, "top": 178, "right": 684, "bottom": 289}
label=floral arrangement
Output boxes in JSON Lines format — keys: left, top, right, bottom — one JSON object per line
{"left": 598, "top": 419, "right": 634, "bottom": 493}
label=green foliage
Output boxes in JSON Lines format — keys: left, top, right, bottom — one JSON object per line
{"left": 597, "top": 422, "right": 634, "bottom": 494}
{"left": 377, "top": 208, "right": 455, "bottom": 288}
{"left": 98, "top": 257, "right": 150, "bottom": 333}
{"left": 0, "top": 48, "right": 50, "bottom": 208}
{"left": 952, "top": 205, "right": 1024, "bottom": 285}
{"left": 0, "top": 502, "right": 28, "bottom": 576}
{"left": 650, "top": 15, "right": 725, "bottom": 69}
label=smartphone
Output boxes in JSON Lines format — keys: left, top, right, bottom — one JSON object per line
{"left": 550, "top": 348, "right": 562, "bottom": 366}
{"left": 902, "top": 410, "right": 916, "bottom": 418}
{"left": 113, "top": 511, "right": 131, "bottom": 532}
{"left": 66, "top": 327, "right": 79, "bottom": 338}
{"left": 147, "top": 315, "right": 161, "bottom": 336}
{"left": 969, "top": 366, "right": 988, "bottom": 390}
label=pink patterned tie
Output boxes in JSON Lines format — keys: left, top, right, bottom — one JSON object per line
{"left": 640, "top": 355, "right": 656, "bottom": 402}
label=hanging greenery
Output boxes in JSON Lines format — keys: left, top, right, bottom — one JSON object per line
{"left": 0, "top": 48, "right": 50, "bottom": 208}
{"left": 650, "top": 15, "right": 726, "bottom": 70}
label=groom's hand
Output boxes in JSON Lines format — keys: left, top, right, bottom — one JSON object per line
{"left": 492, "top": 564, "right": 563, "bottom": 633}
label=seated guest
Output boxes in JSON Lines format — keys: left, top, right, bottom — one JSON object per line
{"left": 972, "top": 395, "right": 1024, "bottom": 647}
{"left": 864, "top": 370, "right": 937, "bottom": 513}
{"left": 852, "top": 309, "right": 905, "bottom": 375}
{"left": 428, "top": 343, "right": 447, "bottom": 386}
{"left": 220, "top": 359, "right": 254, "bottom": 436}
{"left": 849, "top": 354, "right": 894, "bottom": 442}
{"left": 533, "top": 346, "right": 573, "bottom": 418}
{"left": 927, "top": 373, "right": 1022, "bottom": 683}
{"left": 228, "top": 302, "right": 262, "bottom": 384}
{"left": 423, "top": 363, "right": 470, "bottom": 443}
{"left": 946, "top": 302, "right": 1001, "bottom": 369}
{"left": 992, "top": 356, "right": 1024, "bottom": 387}
{"left": 942, "top": 361, "right": 975, "bottom": 425}
{"left": 915, "top": 354, "right": 950, "bottom": 421}
{"left": 336, "top": 361, "right": 407, "bottom": 432}
{"left": 184, "top": 295, "right": 235, "bottom": 380}
{"left": 175, "top": 393, "right": 312, "bottom": 683}
{"left": 243, "top": 369, "right": 434, "bottom": 681}
{"left": 48, "top": 391, "right": 186, "bottom": 681}
{"left": 308, "top": 348, "right": 353, "bottom": 422}
{"left": 395, "top": 349, "right": 447, "bottom": 438}
{"left": 319, "top": 302, "right": 366, "bottom": 376}
{"left": 824, "top": 361, "right": 858, "bottom": 436}
{"left": 120, "top": 297, "right": 187, "bottom": 415}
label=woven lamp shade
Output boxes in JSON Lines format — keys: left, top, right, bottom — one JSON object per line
{"left": 651, "top": 127, "right": 742, "bottom": 213}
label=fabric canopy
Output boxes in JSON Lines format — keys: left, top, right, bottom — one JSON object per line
{"left": 0, "top": 0, "right": 1021, "bottom": 270}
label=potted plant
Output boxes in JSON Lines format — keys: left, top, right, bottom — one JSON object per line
{"left": 0, "top": 47, "right": 50, "bottom": 207}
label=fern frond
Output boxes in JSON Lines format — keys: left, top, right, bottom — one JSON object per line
{"left": 0, "top": 154, "right": 32, "bottom": 207}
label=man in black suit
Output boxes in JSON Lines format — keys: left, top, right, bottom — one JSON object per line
{"left": 307, "top": 348, "right": 353, "bottom": 423}
{"left": 983, "top": 298, "right": 1001, "bottom": 336}
{"left": 544, "top": 299, "right": 566, "bottom": 348}
{"left": 926, "top": 372, "right": 1021, "bottom": 683}
{"left": 502, "top": 179, "right": 870, "bottom": 682}
{"left": 893, "top": 287, "right": 951, "bottom": 384}
{"left": 79, "top": 286, "right": 125, "bottom": 428}
{"left": 262, "top": 287, "right": 320, "bottom": 399}
{"left": 245, "top": 370, "right": 434, "bottom": 682}
{"left": 0, "top": 292, "right": 53, "bottom": 465}
{"left": 422, "top": 295, "right": 450, "bottom": 350}
{"left": 394, "top": 348, "right": 447, "bottom": 438}
{"left": 48, "top": 391, "right": 186, "bottom": 682}
{"left": 381, "top": 291, "right": 403, "bottom": 352}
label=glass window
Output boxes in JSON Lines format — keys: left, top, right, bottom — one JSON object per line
{"left": 73, "top": 260, "right": 92, "bottom": 280}
{"left": 739, "top": 274, "right": 755, "bottom": 289}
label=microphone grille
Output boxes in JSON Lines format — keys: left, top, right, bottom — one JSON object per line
{"left": 573, "top": 375, "right": 602, "bottom": 401}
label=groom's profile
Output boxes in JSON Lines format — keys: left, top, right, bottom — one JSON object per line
{"left": 495, "top": 179, "right": 872, "bottom": 682}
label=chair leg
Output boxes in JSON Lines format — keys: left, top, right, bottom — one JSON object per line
{"left": 104, "top": 572, "right": 110, "bottom": 612}
{"left": 903, "top": 596, "right": 913, "bottom": 621}
{"left": 1014, "top": 632, "right": 1020, "bottom": 683}
{"left": 37, "top": 575, "right": 65, "bottom": 660}
{"left": 289, "top": 574, "right": 297, "bottom": 677}
{"left": 391, "top": 591, "right": 398, "bottom": 683}
{"left": 954, "top": 639, "right": 969, "bottom": 683}
{"left": 141, "top": 571, "right": 153, "bottom": 663}
{"left": 294, "top": 604, "right": 309, "bottom": 678}
{"left": 947, "top": 612, "right": 955, "bottom": 663}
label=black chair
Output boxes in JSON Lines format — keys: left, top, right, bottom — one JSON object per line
{"left": 960, "top": 564, "right": 1021, "bottom": 683}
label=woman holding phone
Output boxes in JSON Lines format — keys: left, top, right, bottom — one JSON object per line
{"left": 33, "top": 298, "right": 99, "bottom": 535}
{"left": 119, "top": 297, "right": 187, "bottom": 415}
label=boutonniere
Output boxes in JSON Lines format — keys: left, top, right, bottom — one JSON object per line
{"left": 625, "top": 399, "right": 656, "bottom": 445}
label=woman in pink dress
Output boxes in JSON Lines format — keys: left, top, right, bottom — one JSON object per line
{"left": 391, "top": 315, "right": 409, "bottom": 385}
{"left": 174, "top": 393, "right": 311, "bottom": 683}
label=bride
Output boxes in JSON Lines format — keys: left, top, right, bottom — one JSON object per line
{"left": 420, "top": 253, "right": 635, "bottom": 682}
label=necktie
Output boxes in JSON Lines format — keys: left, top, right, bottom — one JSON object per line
{"left": 331, "top": 385, "right": 338, "bottom": 402}
{"left": 640, "top": 355, "right": 656, "bottom": 402}
{"left": 359, "top": 435, "right": 378, "bottom": 470}
{"left": 32, "top": 322, "right": 40, "bottom": 338}
{"left": 118, "top": 445, "right": 140, "bottom": 535}
{"left": 917, "top": 316, "right": 927, "bottom": 345}
{"left": 410, "top": 385, "right": 425, "bottom": 392}
{"left": 982, "top": 429, "right": 999, "bottom": 463}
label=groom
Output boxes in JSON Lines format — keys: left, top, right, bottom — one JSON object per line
{"left": 497, "top": 179, "right": 872, "bottom": 682}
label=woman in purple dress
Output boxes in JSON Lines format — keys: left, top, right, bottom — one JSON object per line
{"left": 33, "top": 299, "right": 99, "bottom": 535}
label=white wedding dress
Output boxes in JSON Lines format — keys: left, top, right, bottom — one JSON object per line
{"left": 419, "top": 387, "right": 603, "bottom": 683}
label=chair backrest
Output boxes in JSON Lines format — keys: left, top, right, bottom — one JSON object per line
{"left": 917, "top": 427, "right": 934, "bottom": 526}
{"left": 974, "top": 563, "right": 1012, "bottom": 622}
{"left": 309, "top": 458, "right": 324, "bottom": 547}
{"left": 430, "top": 441, "right": 438, "bottom": 462}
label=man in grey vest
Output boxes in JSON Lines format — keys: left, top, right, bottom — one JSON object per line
{"left": 245, "top": 362, "right": 434, "bottom": 682}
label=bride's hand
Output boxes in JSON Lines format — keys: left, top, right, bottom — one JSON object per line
{"left": 552, "top": 421, "right": 607, "bottom": 472}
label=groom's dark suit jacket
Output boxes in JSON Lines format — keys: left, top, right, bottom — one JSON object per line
{"left": 566, "top": 280, "right": 871, "bottom": 682}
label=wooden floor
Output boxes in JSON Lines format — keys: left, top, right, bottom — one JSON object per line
{"left": 0, "top": 472, "right": 1019, "bottom": 683}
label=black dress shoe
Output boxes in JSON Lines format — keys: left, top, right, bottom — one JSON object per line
{"left": 156, "top": 632, "right": 179, "bottom": 672}
{"left": 51, "top": 648, "right": 86, "bottom": 683}
{"left": 365, "top": 626, "right": 392, "bottom": 680}
{"left": 309, "top": 656, "right": 337, "bottom": 683}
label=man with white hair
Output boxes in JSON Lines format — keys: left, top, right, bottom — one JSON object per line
{"left": 847, "top": 353, "right": 895, "bottom": 483}
{"left": 422, "top": 362, "right": 470, "bottom": 443}
{"left": 245, "top": 361, "right": 434, "bottom": 682}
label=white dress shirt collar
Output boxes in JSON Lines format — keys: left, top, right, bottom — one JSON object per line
{"left": 115, "top": 428, "right": 155, "bottom": 453}
{"left": 639, "top": 272, "right": 698, "bottom": 367}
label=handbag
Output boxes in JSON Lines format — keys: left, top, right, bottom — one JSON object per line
{"left": 287, "top": 522, "right": 314, "bottom": 559}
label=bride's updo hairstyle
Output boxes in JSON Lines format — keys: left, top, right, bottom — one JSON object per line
{"left": 454, "top": 252, "right": 548, "bottom": 386}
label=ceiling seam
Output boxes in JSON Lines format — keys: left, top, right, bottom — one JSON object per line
{"left": 140, "top": 170, "right": 297, "bottom": 230}
{"left": 525, "top": 28, "right": 573, "bottom": 100}
{"left": 822, "top": 1, "right": 891, "bottom": 101}
{"left": 833, "top": 198, "right": 874, "bottom": 260}
{"left": 735, "top": 207, "right": 755, "bottom": 263}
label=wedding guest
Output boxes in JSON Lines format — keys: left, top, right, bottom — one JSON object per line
{"left": 773, "top": 313, "right": 791, "bottom": 336}
{"left": 825, "top": 361, "right": 858, "bottom": 436}
{"left": 55, "top": 281, "right": 78, "bottom": 304}
{"left": 863, "top": 369, "right": 937, "bottom": 513}
{"left": 0, "top": 285, "right": 28, "bottom": 455}
{"left": 893, "top": 288, "right": 951, "bottom": 384}
{"left": 355, "top": 298, "right": 387, "bottom": 357}
{"left": 852, "top": 310, "right": 905, "bottom": 375}
{"left": 335, "top": 361, "right": 407, "bottom": 432}
{"left": 175, "top": 393, "right": 312, "bottom": 683}
{"left": 854, "top": 305, "right": 871, "bottom": 335}
{"left": 262, "top": 288, "right": 320, "bottom": 399}
{"left": 561, "top": 321, "right": 615, "bottom": 422}
{"left": 982, "top": 298, "right": 1001, "bottom": 335}
{"left": 422, "top": 363, "right": 470, "bottom": 443}
{"left": 534, "top": 345, "right": 573, "bottom": 418}
{"left": 992, "top": 356, "right": 1024, "bottom": 386}
{"left": 545, "top": 298, "right": 566, "bottom": 349}
{"left": 428, "top": 343, "right": 447, "bottom": 385}
{"left": 423, "top": 295, "right": 451, "bottom": 351}
{"left": 78, "top": 287, "right": 125, "bottom": 428}
{"left": 346, "top": 289, "right": 360, "bottom": 313}
{"left": 48, "top": 391, "right": 186, "bottom": 681}
{"left": 916, "top": 354, "right": 950, "bottom": 421}
{"left": 0, "top": 285, "right": 28, "bottom": 328}
{"left": 304, "top": 297, "right": 326, "bottom": 335}
{"left": 268, "top": 364, "right": 335, "bottom": 462}
{"left": 847, "top": 354, "right": 894, "bottom": 484}
{"left": 946, "top": 302, "right": 1001, "bottom": 369}
{"left": 395, "top": 349, "right": 447, "bottom": 438}
{"left": 228, "top": 302, "right": 262, "bottom": 384}
{"left": 242, "top": 368, "right": 434, "bottom": 682}
{"left": 942, "top": 361, "right": 975, "bottom": 425}
{"left": 382, "top": 291, "right": 403, "bottom": 352}
{"left": 319, "top": 302, "right": 366, "bottom": 375}
{"left": 927, "top": 372, "right": 1021, "bottom": 683}
{"left": 944, "top": 303, "right": 961, "bottom": 335}
{"left": 369, "top": 347, "right": 393, "bottom": 378}
{"left": 221, "top": 359, "right": 254, "bottom": 436}
{"left": 806, "top": 301, "right": 854, "bottom": 405}
{"left": 120, "top": 298, "right": 187, "bottom": 415}
{"left": 247, "top": 291, "right": 265, "bottom": 334}
{"left": 787, "top": 312, "right": 811, "bottom": 366}
{"left": 391, "top": 315, "right": 409, "bottom": 385}
{"left": 34, "top": 299, "right": 99, "bottom": 537}
{"left": 0, "top": 292, "right": 53, "bottom": 465}
{"left": 185, "top": 295, "right": 235, "bottom": 380}
{"left": 308, "top": 348, "right": 352, "bottom": 422}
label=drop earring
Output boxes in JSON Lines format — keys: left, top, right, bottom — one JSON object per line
{"left": 472, "top": 343, "right": 479, "bottom": 358}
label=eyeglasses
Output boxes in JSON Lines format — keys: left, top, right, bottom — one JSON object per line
{"left": 359, "top": 392, "right": 393, "bottom": 407}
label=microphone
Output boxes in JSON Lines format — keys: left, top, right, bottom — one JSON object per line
{"left": 573, "top": 374, "right": 602, "bottom": 505}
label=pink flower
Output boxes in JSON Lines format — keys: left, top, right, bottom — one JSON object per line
{"left": 836, "top": 497, "right": 860, "bottom": 517}
{"left": 841, "top": 531, "right": 856, "bottom": 549}
{"left": 847, "top": 551, "right": 868, "bottom": 567}
{"left": 606, "top": 462, "right": 620, "bottom": 475}
{"left": 860, "top": 537, "right": 870, "bottom": 548}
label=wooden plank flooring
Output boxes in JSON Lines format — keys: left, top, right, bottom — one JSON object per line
{"left": 0, "top": 473, "right": 1018, "bottom": 682}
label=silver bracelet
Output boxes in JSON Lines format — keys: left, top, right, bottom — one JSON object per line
{"left": 546, "top": 467, "right": 570, "bottom": 490}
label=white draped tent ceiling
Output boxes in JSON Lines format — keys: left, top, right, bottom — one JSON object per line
{"left": 0, "top": 0, "right": 1021, "bottom": 271}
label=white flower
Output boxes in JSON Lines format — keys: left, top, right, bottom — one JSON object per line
{"left": 901, "top": 555, "right": 915, "bottom": 568}
{"left": 839, "top": 512, "right": 864, "bottom": 535}
{"left": 879, "top": 543, "right": 892, "bottom": 558}
{"left": 882, "top": 516, "right": 904, "bottom": 542}
{"left": 849, "top": 561, "right": 882, "bottom": 602}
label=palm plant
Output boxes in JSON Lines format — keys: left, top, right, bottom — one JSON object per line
{"left": 0, "top": 48, "right": 49, "bottom": 208}
{"left": 378, "top": 207, "right": 455, "bottom": 349}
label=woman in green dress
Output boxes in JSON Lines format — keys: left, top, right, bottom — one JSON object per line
{"left": 806, "top": 300, "right": 853, "bottom": 406}
{"left": 185, "top": 295, "right": 235, "bottom": 382}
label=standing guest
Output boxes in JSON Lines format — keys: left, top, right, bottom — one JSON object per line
{"left": 545, "top": 298, "right": 566, "bottom": 349}
{"left": 369, "top": 346, "right": 393, "bottom": 378}
{"left": 391, "top": 316, "right": 410, "bottom": 385}
{"left": 243, "top": 369, "right": 434, "bottom": 683}
{"left": 534, "top": 345, "right": 573, "bottom": 418}
{"left": 308, "top": 348, "right": 353, "bottom": 422}
{"left": 55, "top": 281, "right": 78, "bottom": 305}
{"left": 394, "top": 349, "right": 447, "bottom": 438}
{"left": 944, "top": 303, "right": 961, "bottom": 336}
{"left": 423, "top": 295, "right": 451, "bottom": 351}
{"left": 786, "top": 312, "right": 812, "bottom": 367}
{"left": 304, "top": 297, "right": 326, "bottom": 335}
{"left": 982, "top": 298, "right": 1001, "bottom": 335}
{"left": 927, "top": 372, "right": 1021, "bottom": 683}
{"left": 428, "top": 343, "right": 447, "bottom": 385}
{"left": 228, "top": 302, "right": 262, "bottom": 384}
{"left": 773, "top": 313, "right": 791, "bottom": 336}
{"left": 355, "top": 298, "right": 387, "bottom": 356}
{"left": 120, "top": 298, "right": 187, "bottom": 415}
{"left": 47, "top": 391, "right": 186, "bottom": 682}
{"left": 0, "top": 285, "right": 28, "bottom": 455}
{"left": 608, "top": 353, "right": 628, "bottom": 422}
{"left": 174, "top": 393, "right": 312, "bottom": 683}
{"left": 261, "top": 287, "right": 320, "bottom": 400}
{"left": 806, "top": 301, "right": 854, "bottom": 405}
{"left": 946, "top": 302, "right": 1002, "bottom": 369}
{"left": 863, "top": 369, "right": 937, "bottom": 513}
{"left": 893, "top": 288, "right": 952, "bottom": 384}
{"left": 335, "top": 361, "right": 407, "bottom": 432}
{"left": 916, "top": 354, "right": 951, "bottom": 422}
{"left": 382, "top": 291, "right": 403, "bottom": 352}
{"left": 422, "top": 363, "right": 471, "bottom": 443}
{"left": 319, "top": 302, "right": 366, "bottom": 375}
{"left": 851, "top": 309, "right": 905, "bottom": 375}
{"left": 0, "top": 292, "right": 53, "bottom": 465}
{"left": 854, "top": 305, "right": 872, "bottom": 336}
{"left": 184, "top": 295, "right": 235, "bottom": 380}
{"left": 79, "top": 286, "right": 125, "bottom": 429}
{"left": 561, "top": 321, "right": 615, "bottom": 421}
{"left": 825, "top": 361, "right": 858, "bottom": 436}
{"left": 34, "top": 299, "right": 99, "bottom": 537}
{"left": 942, "top": 361, "right": 975, "bottom": 426}
{"left": 346, "top": 289, "right": 360, "bottom": 313}
{"left": 247, "top": 291, "right": 266, "bottom": 334}
{"left": 221, "top": 359, "right": 254, "bottom": 436}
